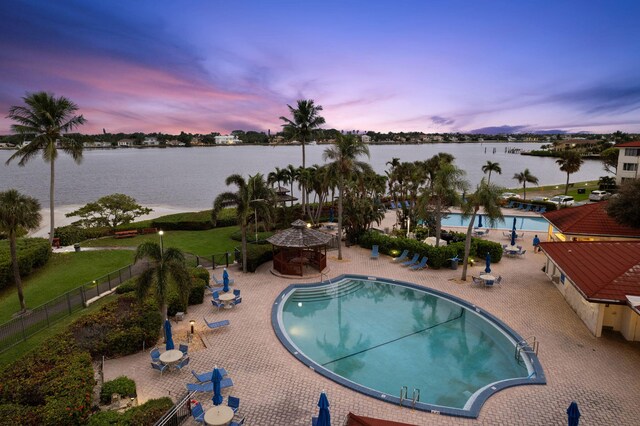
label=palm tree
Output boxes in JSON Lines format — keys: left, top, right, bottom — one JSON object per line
{"left": 280, "top": 100, "right": 325, "bottom": 212}
{"left": 556, "top": 151, "right": 584, "bottom": 195}
{"left": 134, "top": 241, "right": 190, "bottom": 322}
{"left": 460, "top": 180, "right": 504, "bottom": 281}
{"left": 512, "top": 168, "right": 539, "bottom": 200}
{"left": 481, "top": 161, "right": 502, "bottom": 184}
{"left": 323, "top": 134, "right": 370, "bottom": 260}
{"left": 6, "top": 92, "right": 86, "bottom": 246}
{"left": 212, "top": 174, "right": 274, "bottom": 272}
{"left": 0, "top": 189, "right": 42, "bottom": 314}
{"left": 286, "top": 164, "right": 299, "bottom": 206}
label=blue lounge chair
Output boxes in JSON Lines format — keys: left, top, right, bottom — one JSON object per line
{"left": 371, "top": 245, "right": 379, "bottom": 259}
{"left": 522, "top": 204, "right": 532, "bottom": 212}
{"left": 179, "top": 344, "right": 188, "bottom": 355}
{"left": 227, "top": 396, "right": 240, "bottom": 413}
{"left": 150, "top": 348, "right": 161, "bottom": 362}
{"left": 205, "top": 283, "right": 223, "bottom": 293}
{"left": 176, "top": 356, "right": 190, "bottom": 371}
{"left": 512, "top": 202, "right": 521, "bottom": 209}
{"left": 191, "top": 368, "right": 229, "bottom": 383}
{"left": 212, "top": 299, "right": 225, "bottom": 310}
{"left": 505, "top": 201, "right": 515, "bottom": 208}
{"left": 401, "top": 253, "right": 420, "bottom": 267}
{"left": 405, "top": 200, "right": 410, "bottom": 209}
{"left": 410, "top": 256, "right": 428, "bottom": 271}
{"left": 191, "top": 403, "right": 205, "bottom": 423}
{"left": 151, "top": 362, "right": 168, "bottom": 375}
{"left": 204, "top": 318, "right": 230, "bottom": 330}
{"left": 186, "top": 377, "right": 234, "bottom": 392}
{"left": 538, "top": 206, "right": 546, "bottom": 214}
{"left": 213, "top": 273, "right": 235, "bottom": 286}
{"left": 393, "top": 249, "right": 409, "bottom": 262}
{"left": 390, "top": 201, "right": 397, "bottom": 209}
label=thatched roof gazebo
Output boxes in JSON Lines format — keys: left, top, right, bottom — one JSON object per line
{"left": 267, "top": 219, "right": 333, "bottom": 276}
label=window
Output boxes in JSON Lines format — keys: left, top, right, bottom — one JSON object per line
{"left": 625, "top": 148, "right": 640, "bottom": 156}
{"left": 622, "top": 163, "right": 638, "bottom": 171}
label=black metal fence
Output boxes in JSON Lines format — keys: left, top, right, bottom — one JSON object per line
{"left": 153, "top": 390, "right": 195, "bottom": 426}
{"left": 0, "top": 261, "right": 149, "bottom": 354}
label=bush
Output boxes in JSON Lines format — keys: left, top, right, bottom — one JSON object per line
{"left": 54, "top": 225, "right": 111, "bottom": 246}
{"left": 475, "top": 239, "right": 503, "bottom": 263}
{"left": 240, "top": 243, "right": 273, "bottom": 273}
{"left": 115, "top": 279, "right": 137, "bottom": 294}
{"left": 152, "top": 210, "right": 216, "bottom": 231}
{"left": 100, "top": 376, "right": 136, "bottom": 404}
{"left": 87, "top": 397, "right": 173, "bottom": 426}
{"left": 0, "top": 238, "right": 51, "bottom": 290}
{"left": 188, "top": 277, "right": 206, "bottom": 306}
{"left": 167, "top": 274, "right": 206, "bottom": 315}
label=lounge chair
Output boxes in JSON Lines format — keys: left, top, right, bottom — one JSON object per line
{"left": 204, "top": 318, "right": 230, "bottom": 330}
{"left": 212, "top": 299, "right": 225, "bottom": 310}
{"left": 205, "top": 283, "right": 223, "bottom": 293}
{"left": 186, "top": 377, "right": 234, "bottom": 392}
{"left": 393, "top": 249, "right": 409, "bottom": 262}
{"left": 538, "top": 207, "right": 546, "bottom": 214}
{"left": 151, "top": 362, "right": 168, "bottom": 375}
{"left": 176, "top": 356, "right": 190, "bottom": 371}
{"left": 401, "top": 253, "right": 420, "bottom": 267}
{"left": 179, "top": 344, "right": 188, "bottom": 356}
{"left": 229, "top": 418, "right": 245, "bottom": 426}
{"left": 512, "top": 202, "right": 521, "bottom": 209}
{"left": 150, "top": 348, "right": 161, "bottom": 362}
{"left": 191, "top": 368, "right": 228, "bottom": 383}
{"left": 505, "top": 201, "right": 515, "bottom": 208}
{"left": 390, "top": 201, "right": 397, "bottom": 209}
{"left": 227, "top": 396, "right": 240, "bottom": 413}
{"left": 213, "top": 274, "right": 235, "bottom": 286}
{"left": 191, "top": 403, "right": 205, "bottom": 423}
{"left": 404, "top": 200, "right": 410, "bottom": 209}
{"left": 370, "top": 245, "right": 379, "bottom": 259}
{"left": 522, "top": 204, "right": 532, "bottom": 212}
{"left": 410, "top": 256, "right": 428, "bottom": 271}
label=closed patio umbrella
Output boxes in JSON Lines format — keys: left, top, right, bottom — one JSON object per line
{"left": 329, "top": 207, "right": 334, "bottom": 223}
{"left": 512, "top": 216, "right": 517, "bottom": 231}
{"left": 316, "top": 391, "right": 330, "bottom": 426}
{"left": 477, "top": 214, "right": 483, "bottom": 228}
{"left": 164, "top": 319, "right": 174, "bottom": 350}
{"left": 484, "top": 252, "right": 491, "bottom": 274}
{"left": 567, "top": 401, "right": 580, "bottom": 426}
{"left": 510, "top": 229, "right": 517, "bottom": 247}
{"left": 211, "top": 366, "right": 224, "bottom": 406}
{"left": 222, "top": 268, "right": 230, "bottom": 293}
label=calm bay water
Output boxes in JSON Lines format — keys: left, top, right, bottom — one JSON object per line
{"left": 0, "top": 142, "right": 609, "bottom": 210}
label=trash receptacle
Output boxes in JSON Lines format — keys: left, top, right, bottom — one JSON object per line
{"left": 450, "top": 258, "right": 459, "bottom": 270}
{"left": 73, "top": 243, "right": 81, "bottom": 252}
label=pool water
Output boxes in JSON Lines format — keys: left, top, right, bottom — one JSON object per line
{"left": 441, "top": 213, "right": 549, "bottom": 231}
{"left": 274, "top": 276, "right": 545, "bottom": 417}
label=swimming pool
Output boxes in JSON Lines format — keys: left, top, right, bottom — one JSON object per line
{"left": 272, "top": 275, "right": 545, "bottom": 418}
{"left": 441, "top": 213, "right": 549, "bottom": 231}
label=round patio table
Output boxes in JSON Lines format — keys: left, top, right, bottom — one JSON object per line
{"left": 204, "top": 405, "right": 234, "bottom": 426}
{"left": 159, "top": 349, "right": 183, "bottom": 365}
{"left": 218, "top": 292, "right": 236, "bottom": 309}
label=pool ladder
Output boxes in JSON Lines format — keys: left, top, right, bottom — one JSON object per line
{"left": 399, "top": 386, "right": 420, "bottom": 409}
{"left": 515, "top": 336, "right": 539, "bottom": 363}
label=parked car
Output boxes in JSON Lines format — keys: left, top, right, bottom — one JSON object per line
{"left": 531, "top": 196, "right": 549, "bottom": 202}
{"left": 549, "top": 195, "right": 575, "bottom": 207}
{"left": 501, "top": 192, "right": 521, "bottom": 200}
{"left": 588, "top": 190, "right": 611, "bottom": 201}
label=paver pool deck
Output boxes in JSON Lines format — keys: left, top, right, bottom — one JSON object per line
{"left": 104, "top": 224, "right": 640, "bottom": 425}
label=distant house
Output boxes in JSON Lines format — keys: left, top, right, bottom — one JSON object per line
{"left": 117, "top": 139, "right": 134, "bottom": 147}
{"left": 361, "top": 135, "right": 371, "bottom": 143}
{"left": 552, "top": 138, "right": 597, "bottom": 151}
{"left": 165, "top": 139, "right": 186, "bottom": 147}
{"left": 142, "top": 137, "right": 160, "bottom": 146}
{"left": 614, "top": 141, "right": 640, "bottom": 185}
{"left": 214, "top": 135, "right": 241, "bottom": 145}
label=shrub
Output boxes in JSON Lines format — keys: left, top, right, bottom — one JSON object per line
{"left": 188, "top": 277, "right": 206, "bottom": 306}
{"left": 115, "top": 279, "right": 137, "bottom": 294}
{"left": 54, "top": 225, "right": 111, "bottom": 246}
{"left": 0, "top": 238, "right": 51, "bottom": 290}
{"left": 167, "top": 274, "right": 206, "bottom": 315}
{"left": 475, "top": 239, "right": 503, "bottom": 263}
{"left": 240, "top": 243, "right": 273, "bottom": 273}
{"left": 189, "top": 266, "right": 210, "bottom": 284}
{"left": 100, "top": 376, "right": 136, "bottom": 404}
{"left": 87, "top": 397, "right": 174, "bottom": 426}
{"left": 152, "top": 210, "right": 217, "bottom": 231}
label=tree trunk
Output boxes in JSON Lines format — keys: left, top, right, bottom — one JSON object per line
{"left": 487, "top": 171, "right": 492, "bottom": 184}
{"left": 565, "top": 172, "right": 570, "bottom": 195}
{"left": 460, "top": 209, "right": 478, "bottom": 281}
{"left": 161, "top": 303, "right": 168, "bottom": 341}
{"left": 301, "top": 138, "right": 306, "bottom": 215}
{"left": 523, "top": 183, "right": 527, "bottom": 201}
{"left": 337, "top": 178, "right": 344, "bottom": 260}
{"left": 241, "top": 222, "right": 248, "bottom": 273}
{"left": 49, "top": 159, "right": 55, "bottom": 246}
{"left": 435, "top": 198, "right": 442, "bottom": 247}
{"left": 9, "top": 232, "right": 27, "bottom": 312}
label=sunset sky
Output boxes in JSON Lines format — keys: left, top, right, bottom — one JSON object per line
{"left": 1, "top": 0, "right": 639, "bottom": 135}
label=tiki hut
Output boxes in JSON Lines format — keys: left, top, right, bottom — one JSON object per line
{"left": 275, "top": 186, "right": 298, "bottom": 205}
{"left": 267, "top": 219, "right": 333, "bottom": 276}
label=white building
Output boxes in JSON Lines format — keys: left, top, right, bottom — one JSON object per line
{"left": 214, "top": 135, "right": 241, "bottom": 145}
{"left": 117, "top": 139, "right": 134, "bottom": 147}
{"left": 361, "top": 135, "right": 371, "bottom": 143}
{"left": 615, "top": 141, "right": 640, "bottom": 185}
{"left": 142, "top": 137, "right": 160, "bottom": 146}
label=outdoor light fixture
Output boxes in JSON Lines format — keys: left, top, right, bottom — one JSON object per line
{"left": 158, "top": 230, "right": 164, "bottom": 253}
{"left": 298, "top": 302, "right": 303, "bottom": 307}
{"left": 190, "top": 319, "right": 195, "bottom": 335}
{"left": 306, "top": 223, "right": 311, "bottom": 228}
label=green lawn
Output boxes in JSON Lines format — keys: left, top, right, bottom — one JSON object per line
{"left": 507, "top": 180, "right": 600, "bottom": 202}
{"left": 0, "top": 250, "right": 134, "bottom": 322}
{"left": 81, "top": 226, "right": 241, "bottom": 256}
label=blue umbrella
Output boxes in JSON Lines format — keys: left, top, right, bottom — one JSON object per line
{"left": 512, "top": 216, "right": 517, "bottom": 231}
{"left": 484, "top": 252, "right": 491, "bottom": 274}
{"left": 477, "top": 214, "right": 483, "bottom": 228}
{"left": 222, "top": 268, "right": 230, "bottom": 293}
{"left": 329, "top": 207, "right": 334, "bottom": 223}
{"left": 567, "top": 401, "right": 580, "bottom": 426}
{"left": 510, "top": 229, "right": 517, "bottom": 247}
{"left": 316, "top": 391, "right": 331, "bottom": 426}
{"left": 164, "top": 319, "right": 174, "bottom": 350}
{"left": 211, "top": 367, "right": 224, "bottom": 406}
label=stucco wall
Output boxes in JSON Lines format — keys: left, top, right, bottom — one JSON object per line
{"left": 553, "top": 276, "right": 602, "bottom": 337}
{"left": 620, "top": 307, "right": 640, "bottom": 341}
{"left": 602, "top": 304, "right": 623, "bottom": 330}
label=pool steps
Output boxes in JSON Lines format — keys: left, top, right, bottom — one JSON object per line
{"left": 290, "top": 279, "right": 364, "bottom": 303}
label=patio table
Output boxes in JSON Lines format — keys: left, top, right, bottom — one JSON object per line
{"left": 204, "top": 405, "right": 234, "bottom": 426}
{"left": 218, "top": 292, "right": 236, "bottom": 309}
{"left": 159, "top": 349, "right": 183, "bottom": 366}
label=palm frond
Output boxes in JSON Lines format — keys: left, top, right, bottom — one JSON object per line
{"left": 134, "top": 242, "right": 163, "bottom": 263}
{"left": 135, "top": 268, "right": 156, "bottom": 303}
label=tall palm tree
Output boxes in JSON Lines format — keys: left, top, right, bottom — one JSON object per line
{"left": 212, "top": 173, "right": 274, "bottom": 272}
{"left": 0, "top": 189, "right": 42, "bottom": 314}
{"left": 286, "top": 164, "right": 299, "bottom": 206}
{"left": 280, "top": 100, "right": 325, "bottom": 212}
{"left": 460, "top": 180, "right": 503, "bottom": 281}
{"left": 134, "top": 242, "right": 190, "bottom": 322}
{"left": 481, "top": 161, "right": 502, "bottom": 184}
{"left": 556, "top": 151, "right": 584, "bottom": 195}
{"left": 323, "top": 134, "right": 370, "bottom": 260}
{"left": 6, "top": 92, "right": 86, "bottom": 245}
{"left": 512, "top": 168, "right": 539, "bottom": 200}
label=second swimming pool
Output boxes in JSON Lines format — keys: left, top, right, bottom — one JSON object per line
{"left": 441, "top": 213, "right": 549, "bottom": 231}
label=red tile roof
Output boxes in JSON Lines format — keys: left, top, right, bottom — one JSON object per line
{"left": 615, "top": 141, "right": 640, "bottom": 147}
{"left": 542, "top": 202, "right": 640, "bottom": 238}
{"left": 539, "top": 241, "right": 640, "bottom": 303}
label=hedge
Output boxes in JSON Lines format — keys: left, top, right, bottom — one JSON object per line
{"left": 87, "top": 397, "right": 174, "bottom": 426}
{"left": 167, "top": 274, "right": 206, "bottom": 316}
{"left": 0, "top": 331, "right": 95, "bottom": 425}
{"left": 100, "top": 376, "right": 136, "bottom": 404}
{"left": 54, "top": 225, "right": 111, "bottom": 246}
{"left": 0, "top": 238, "right": 51, "bottom": 290}
{"left": 358, "top": 231, "right": 502, "bottom": 268}
{"left": 152, "top": 208, "right": 236, "bottom": 231}
{"left": 239, "top": 243, "right": 273, "bottom": 273}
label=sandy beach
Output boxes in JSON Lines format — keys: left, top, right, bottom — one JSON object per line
{"left": 29, "top": 204, "right": 202, "bottom": 238}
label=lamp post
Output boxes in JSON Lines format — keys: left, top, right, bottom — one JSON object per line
{"left": 158, "top": 230, "right": 164, "bottom": 254}
{"left": 189, "top": 319, "right": 195, "bottom": 342}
